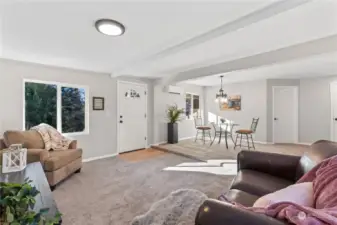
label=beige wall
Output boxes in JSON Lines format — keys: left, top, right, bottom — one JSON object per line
{"left": 205, "top": 80, "right": 267, "bottom": 142}
{"left": 0, "top": 59, "right": 202, "bottom": 159}
{"left": 203, "top": 76, "right": 337, "bottom": 144}
{"left": 0, "top": 59, "right": 158, "bottom": 160}
{"left": 153, "top": 82, "right": 204, "bottom": 143}
{"left": 0, "top": 59, "right": 116, "bottom": 159}
{"left": 5, "top": 58, "right": 333, "bottom": 155}
{"left": 299, "top": 76, "right": 337, "bottom": 143}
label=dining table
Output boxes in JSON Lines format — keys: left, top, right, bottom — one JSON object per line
{"left": 219, "top": 122, "right": 239, "bottom": 149}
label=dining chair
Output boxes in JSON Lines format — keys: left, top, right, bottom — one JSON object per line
{"left": 210, "top": 122, "right": 223, "bottom": 146}
{"left": 234, "top": 118, "right": 259, "bottom": 150}
{"left": 194, "top": 117, "right": 211, "bottom": 144}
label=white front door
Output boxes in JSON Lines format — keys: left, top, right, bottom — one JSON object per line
{"left": 331, "top": 83, "right": 337, "bottom": 141}
{"left": 118, "top": 81, "right": 147, "bottom": 153}
{"left": 273, "top": 86, "right": 298, "bottom": 143}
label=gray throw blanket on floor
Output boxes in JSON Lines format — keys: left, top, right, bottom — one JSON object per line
{"left": 131, "top": 189, "right": 207, "bottom": 225}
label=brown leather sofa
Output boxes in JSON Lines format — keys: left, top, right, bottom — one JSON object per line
{"left": 195, "top": 140, "right": 337, "bottom": 225}
{"left": 0, "top": 130, "right": 82, "bottom": 190}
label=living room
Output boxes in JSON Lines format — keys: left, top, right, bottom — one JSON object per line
{"left": 1, "top": 1, "right": 337, "bottom": 225}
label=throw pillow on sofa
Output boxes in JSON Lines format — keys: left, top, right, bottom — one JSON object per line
{"left": 253, "top": 182, "right": 314, "bottom": 208}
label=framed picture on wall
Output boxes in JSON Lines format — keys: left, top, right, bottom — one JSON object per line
{"left": 219, "top": 95, "right": 241, "bottom": 111}
{"left": 93, "top": 97, "right": 104, "bottom": 110}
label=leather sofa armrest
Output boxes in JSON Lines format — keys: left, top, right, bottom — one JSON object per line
{"left": 195, "top": 199, "right": 286, "bottom": 225}
{"left": 69, "top": 140, "right": 77, "bottom": 149}
{"left": 238, "top": 151, "right": 301, "bottom": 182}
{"left": 27, "top": 149, "right": 50, "bottom": 164}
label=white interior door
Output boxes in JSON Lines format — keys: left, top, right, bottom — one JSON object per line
{"left": 118, "top": 81, "right": 147, "bottom": 153}
{"left": 273, "top": 86, "right": 298, "bottom": 143}
{"left": 331, "top": 83, "right": 337, "bottom": 141}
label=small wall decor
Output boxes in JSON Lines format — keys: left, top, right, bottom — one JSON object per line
{"left": 93, "top": 97, "right": 105, "bottom": 110}
{"left": 2, "top": 144, "right": 27, "bottom": 173}
{"left": 219, "top": 95, "right": 241, "bottom": 111}
{"left": 125, "top": 89, "right": 140, "bottom": 98}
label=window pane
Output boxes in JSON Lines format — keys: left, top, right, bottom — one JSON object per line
{"left": 185, "top": 94, "right": 192, "bottom": 119}
{"left": 61, "top": 87, "right": 85, "bottom": 133}
{"left": 193, "top": 95, "right": 200, "bottom": 117}
{"left": 25, "top": 82, "right": 57, "bottom": 130}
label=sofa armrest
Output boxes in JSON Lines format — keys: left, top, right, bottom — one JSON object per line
{"left": 69, "top": 140, "right": 77, "bottom": 149}
{"left": 238, "top": 151, "right": 301, "bottom": 182}
{"left": 0, "top": 139, "right": 6, "bottom": 150}
{"left": 27, "top": 149, "right": 50, "bottom": 164}
{"left": 195, "top": 199, "right": 286, "bottom": 225}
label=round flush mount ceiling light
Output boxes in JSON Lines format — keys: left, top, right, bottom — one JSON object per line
{"left": 95, "top": 19, "right": 125, "bottom": 36}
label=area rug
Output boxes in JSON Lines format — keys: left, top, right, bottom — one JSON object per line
{"left": 53, "top": 153, "right": 233, "bottom": 225}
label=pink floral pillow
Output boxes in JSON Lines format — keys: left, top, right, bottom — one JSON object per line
{"left": 253, "top": 182, "right": 314, "bottom": 208}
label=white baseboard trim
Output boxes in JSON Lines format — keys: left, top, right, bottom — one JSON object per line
{"left": 83, "top": 153, "right": 117, "bottom": 163}
{"left": 254, "top": 141, "right": 272, "bottom": 144}
{"left": 297, "top": 142, "right": 312, "bottom": 146}
{"left": 179, "top": 136, "right": 194, "bottom": 141}
{"left": 150, "top": 141, "right": 167, "bottom": 147}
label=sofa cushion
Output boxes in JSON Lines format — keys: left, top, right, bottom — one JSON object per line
{"left": 45, "top": 158, "right": 82, "bottom": 186}
{"left": 27, "top": 149, "right": 50, "bottom": 164}
{"left": 253, "top": 182, "right": 314, "bottom": 208}
{"left": 44, "top": 149, "right": 82, "bottom": 171}
{"left": 4, "top": 130, "right": 44, "bottom": 149}
{"left": 230, "top": 169, "right": 293, "bottom": 196}
{"left": 236, "top": 129, "right": 253, "bottom": 134}
{"left": 222, "top": 189, "right": 259, "bottom": 207}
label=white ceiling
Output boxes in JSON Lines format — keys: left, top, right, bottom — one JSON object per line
{"left": 183, "top": 51, "right": 337, "bottom": 86}
{"left": 0, "top": 1, "right": 272, "bottom": 72}
{"left": 1, "top": 0, "right": 337, "bottom": 83}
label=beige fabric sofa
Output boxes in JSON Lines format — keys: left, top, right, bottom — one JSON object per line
{"left": 0, "top": 130, "right": 82, "bottom": 190}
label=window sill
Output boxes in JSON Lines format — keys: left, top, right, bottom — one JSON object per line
{"left": 63, "top": 131, "right": 89, "bottom": 137}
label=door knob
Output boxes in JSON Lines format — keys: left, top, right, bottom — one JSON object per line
{"left": 274, "top": 118, "right": 278, "bottom": 121}
{"left": 120, "top": 120, "right": 123, "bottom": 123}
{"left": 334, "top": 118, "right": 337, "bottom": 121}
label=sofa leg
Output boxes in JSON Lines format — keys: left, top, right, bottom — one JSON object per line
{"left": 75, "top": 168, "right": 81, "bottom": 173}
{"left": 50, "top": 185, "right": 56, "bottom": 191}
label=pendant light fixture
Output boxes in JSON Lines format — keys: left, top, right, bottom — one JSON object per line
{"left": 215, "top": 75, "right": 228, "bottom": 103}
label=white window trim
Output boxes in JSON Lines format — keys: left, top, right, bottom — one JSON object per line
{"left": 23, "top": 79, "right": 90, "bottom": 136}
{"left": 185, "top": 92, "right": 200, "bottom": 120}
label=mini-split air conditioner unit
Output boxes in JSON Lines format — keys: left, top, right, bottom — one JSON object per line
{"left": 166, "top": 85, "right": 184, "bottom": 95}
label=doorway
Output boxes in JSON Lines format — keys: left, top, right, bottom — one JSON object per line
{"left": 272, "top": 86, "right": 298, "bottom": 143}
{"left": 117, "top": 81, "right": 147, "bottom": 153}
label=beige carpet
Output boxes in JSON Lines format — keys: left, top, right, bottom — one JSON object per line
{"left": 152, "top": 139, "right": 311, "bottom": 161}
{"left": 53, "top": 142, "right": 311, "bottom": 224}
{"left": 53, "top": 153, "right": 232, "bottom": 225}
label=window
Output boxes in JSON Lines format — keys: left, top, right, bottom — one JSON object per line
{"left": 61, "top": 86, "right": 86, "bottom": 133}
{"left": 24, "top": 80, "right": 88, "bottom": 134}
{"left": 25, "top": 82, "right": 57, "bottom": 129}
{"left": 193, "top": 95, "right": 200, "bottom": 116}
{"left": 185, "top": 94, "right": 192, "bottom": 119}
{"left": 185, "top": 93, "right": 200, "bottom": 119}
